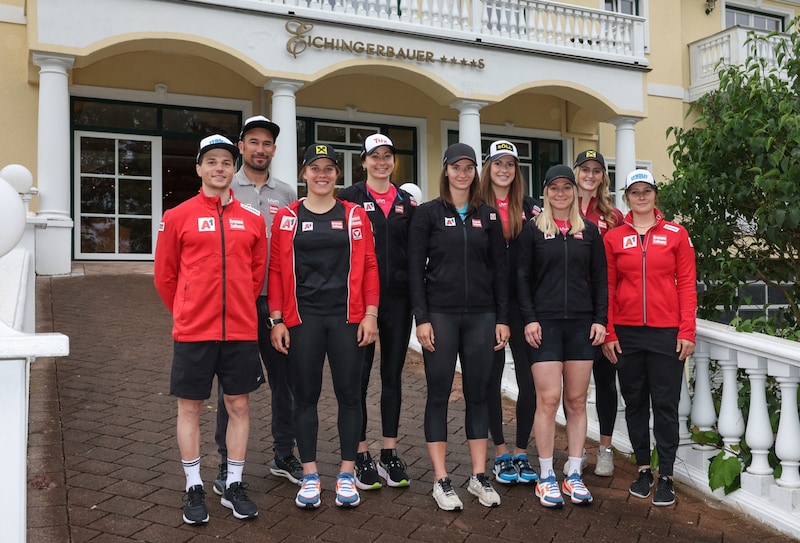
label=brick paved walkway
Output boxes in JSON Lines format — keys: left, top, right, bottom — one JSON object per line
{"left": 27, "top": 271, "right": 798, "bottom": 542}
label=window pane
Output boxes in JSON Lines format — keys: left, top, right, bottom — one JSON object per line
{"left": 119, "top": 140, "right": 152, "bottom": 177}
{"left": 119, "top": 218, "right": 152, "bottom": 254}
{"left": 393, "top": 154, "right": 414, "bottom": 185}
{"left": 81, "top": 138, "right": 116, "bottom": 175}
{"left": 74, "top": 100, "right": 157, "bottom": 131}
{"left": 317, "top": 124, "right": 346, "bottom": 143}
{"left": 120, "top": 179, "right": 152, "bottom": 215}
{"left": 162, "top": 137, "right": 200, "bottom": 210}
{"left": 81, "top": 217, "right": 116, "bottom": 253}
{"left": 162, "top": 108, "right": 240, "bottom": 137}
{"left": 386, "top": 127, "right": 414, "bottom": 149}
{"left": 81, "top": 177, "right": 115, "bottom": 214}
{"left": 350, "top": 127, "right": 378, "bottom": 147}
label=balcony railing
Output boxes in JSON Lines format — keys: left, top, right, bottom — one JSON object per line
{"left": 688, "top": 26, "right": 789, "bottom": 101}
{"left": 197, "top": 0, "right": 647, "bottom": 64}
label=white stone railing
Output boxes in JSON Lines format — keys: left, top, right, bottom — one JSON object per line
{"left": 193, "top": 0, "right": 646, "bottom": 63}
{"left": 688, "top": 26, "right": 789, "bottom": 101}
{"left": 0, "top": 165, "right": 69, "bottom": 543}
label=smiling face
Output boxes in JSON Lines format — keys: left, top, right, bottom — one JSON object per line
{"left": 545, "top": 178, "right": 575, "bottom": 215}
{"left": 238, "top": 127, "right": 276, "bottom": 173}
{"left": 362, "top": 146, "right": 395, "bottom": 183}
{"left": 302, "top": 158, "right": 338, "bottom": 198}
{"left": 196, "top": 148, "right": 236, "bottom": 197}
{"left": 576, "top": 159, "right": 605, "bottom": 196}
{"left": 625, "top": 182, "right": 656, "bottom": 214}
{"left": 489, "top": 156, "right": 517, "bottom": 192}
{"left": 446, "top": 159, "right": 477, "bottom": 193}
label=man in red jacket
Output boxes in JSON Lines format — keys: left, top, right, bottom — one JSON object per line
{"left": 154, "top": 134, "right": 267, "bottom": 525}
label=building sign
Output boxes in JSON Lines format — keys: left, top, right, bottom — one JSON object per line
{"left": 285, "top": 19, "right": 485, "bottom": 69}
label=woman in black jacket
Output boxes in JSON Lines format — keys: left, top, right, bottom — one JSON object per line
{"left": 517, "top": 165, "right": 607, "bottom": 508}
{"left": 409, "top": 143, "right": 509, "bottom": 511}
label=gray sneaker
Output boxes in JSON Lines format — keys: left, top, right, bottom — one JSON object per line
{"left": 212, "top": 462, "right": 227, "bottom": 496}
{"left": 594, "top": 446, "right": 615, "bottom": 477}
{"left": 468, "top": 473, "right": 501, "bottom": 507}
{"left": 432, "top": 477, "right": 463, "bottom": 511}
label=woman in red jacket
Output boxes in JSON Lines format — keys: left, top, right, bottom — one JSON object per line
{"left": 602, "top": 169, "right": 696, "bottom": 508}
{"left": 268, "top": 144, "right": 379, "bottom": 510}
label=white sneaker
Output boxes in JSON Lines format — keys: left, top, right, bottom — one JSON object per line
{"left": 594, "top": 446, "right": 615, "bottom": 477}
{"left": 562, "top": 449, "right": 588, "bottom": 476}
{"left": 432, "top": 477, "right": 463, "bottom": 511}
{"left": 468, "top": 473, "right": 501, "bottom": 507}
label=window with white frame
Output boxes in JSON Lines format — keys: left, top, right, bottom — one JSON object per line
{"left": 605, "top": 0, "right": 638, "bottom": 15}
{"left": 725, "top": 6, "right": 783, "bottom": 31}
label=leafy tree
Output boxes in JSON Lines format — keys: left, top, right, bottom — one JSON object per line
{"left": 663, "top": 22, "right": 800, "bottom": 331}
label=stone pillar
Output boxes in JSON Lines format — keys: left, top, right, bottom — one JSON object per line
{"left": 32, "top": 53, "right": 75, "bottom": 276}
{"left": 451, "top": 99, "right": 488, "bottom": 168}
{"left": 609, "top": 116, "right": 640, "bottom": 210}
{"left": 265, "top": 79, "right": 304, "bottom": 188}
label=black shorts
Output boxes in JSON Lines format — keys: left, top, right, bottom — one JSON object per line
{"left": 533, "top": 318, "right": 595, "bottom": 363}
{"left": 170, "top": 340, "right": 264, "bottom": 400}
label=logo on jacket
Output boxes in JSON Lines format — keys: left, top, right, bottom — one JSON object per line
{"left": 269, "top": 205, "right": 279, "bottom": 215}
{"left": 302, "top": 222, "right": 314, "bottom": 232}
{"left": 229, "top": 218, "right": 245, "bottom": 230}
{"left": 623, "top": 235, "right": 638, "bottom": 249}
{"left": 574, "top": 231, "right": 583, "bottom": 240}
{"left": 489, "top": 213, "right": 497, "bottom": 221}
{"left": 472, "top": 218, "right": 482, "bottom": 228}
{"left": 331, "top": 220, "right": 344, "bottom": 230}
{"left": 353, "top": 228, "right": 363, "bottom": 240}
{"left": 364, "top": 202, "right": 375, "bottom": 212}
{"left": 445, "top": 217, "right": 456, "bottom": 227}
{"left": 198, "top": 218, "right": 216, "bottom": 232}
{"left": 158, "top": 221, "right": 165, "bottom": 232}
{"left": 280, "top": 216, "right": 296, "bottom": 231}
{"left": 394, "top": 204, "right": 404, "bottom": 215}
{"left": 545, "top": 232, "right": 555, "bottom": 240}
{"left": 653, "top": 235, "right": 667, "bottom": 246}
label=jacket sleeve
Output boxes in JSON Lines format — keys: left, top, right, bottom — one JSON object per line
{"left": 267, "top": 211, "right": 285, "bottom": 314}
{"left": 588, "top": 222, "right": 608, "bottom": 326}
{"left": 360, "top": 208, "right": 380, "bottom": 308}
{"left": 675, "top": 226, "right": 697, "bottom": 342}
{"left": 516, "top": 222, "right": 537, "bottom": 324}
{"left": 153, "top": 210, "right": 179, "bottom": 313}
{"left": 408, "top": 203, "right": 432, "bottom": 325}
{"left": 252, "top": 217, "right": 268, "bottom": 300}
{"left": 603, "top": 233, "right": 618, "bottom": 342}
{"left": 488, "top": 209, "right": 510, "bottom": 325}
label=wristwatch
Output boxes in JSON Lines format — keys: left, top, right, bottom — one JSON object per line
{"left": 267, "top": 317, "right": 284, "bottom": 329}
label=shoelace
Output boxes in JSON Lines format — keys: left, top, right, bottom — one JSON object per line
{"left": 184, "top": 487, "right": 205, "bottom": 506}
{"left": 338, "top": 475, "right": 356, "bottom": 494}
{"left": 541, "top": 478, "right": 560, "bottom": 495}
{"left": 300, "top": 476, "right": 320, "bottom": 495}
{"left": 516, "top": 458, "right": 533, "bottom": 471}
{"left": 386, "top": 457, "right": 407, "bottom": 471}
{"left": 476, "top": 474, "right": 493, "bottom": 489}
{"left": 284, "top": 456, "right": 302, "bottom": 472}
{"left": 229, "top": 482, "right": 250, "bottom": 501}
{"left": 439, "top": 478, "right": 456, "bottom": 495}
{"left": 567, "top": 475, "right": 588, "bottom": 494}
{"left": 499, "top": 458, "right": 515, "bottom": 473}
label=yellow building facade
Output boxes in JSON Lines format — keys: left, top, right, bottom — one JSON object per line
{"left": 0, "top": 0, "right": 796, "bottom": 272}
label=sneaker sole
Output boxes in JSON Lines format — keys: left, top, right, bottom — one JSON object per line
{"left": 652, "top": 496, "right": 676, "bottom": 506}
{"left": 220, "top": 498, "right": 258, "bottom": 520}
{"left": 270, "top": 466, "right": 301, "bottom": 485}
{"left": 468, "top": 487, "right": 501, "bottom": 507}
{"left": 594, "top": 466, "right": 615, "bottom": 477}
{"left": 295, "top": 498, "right": 321, "bottom": 509}
{"left": 354, "top": 478, "right": 382, "bottom": 490}
{"left": 517, "top": 475, "right": 539, "bottom": 484}
{"left": 629, "top": 485, "right": 654, "bottom": 499}
{"left": 433, "top": 498, "right": 463, "bottom": 511}
{"left": 535, "top": 488, "right": 564, "bottom": 508}
{"left": 335, "top": 496, "right": 361, "bottom": 508}
{"left": 492, "top": 473, "right": 518, "bottom": 484}
{"left": 376, "top": 464, "right": 410, "bottom": 487}
{"left": 212, "top": 481, "right": 224, "bottom": 496}
{"left": 182, "top": 513, "right": 209, "bottom": 525}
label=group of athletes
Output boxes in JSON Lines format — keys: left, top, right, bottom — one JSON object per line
{"left": 154, "top": 115, "right": 697, "bottom": 525}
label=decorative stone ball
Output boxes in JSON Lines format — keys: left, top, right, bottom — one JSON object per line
{"left": 0, "top": 176, "right": 26, "bottom": 257}
{"left": 0, "top": 164, "right": 34, "bottom": 194}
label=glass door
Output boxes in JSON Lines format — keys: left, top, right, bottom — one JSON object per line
{"left": 74, "top": 131, "right": 162, "bottom": 260}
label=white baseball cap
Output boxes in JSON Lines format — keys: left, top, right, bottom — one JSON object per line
{"left": 625, "top": 169, "right": 657, "bottom": 191}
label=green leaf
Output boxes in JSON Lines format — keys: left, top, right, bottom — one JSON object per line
{"left": 708, "top": 452, "right": 742, "bottom": 494}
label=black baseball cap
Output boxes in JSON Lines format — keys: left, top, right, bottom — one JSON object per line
{"left": 574, "top": 150, "right": 606, "bottom": 170}
{"left": 543, "top": 164, "right": 576, "bottom": 187}
{"left": 443, "top": 143, "right": 477, "bottom": 165}
{"left": 302, "top": 143, "right": 338, "bottom": 166}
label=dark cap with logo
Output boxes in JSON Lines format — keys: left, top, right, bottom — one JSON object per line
{"left": 302, "top": 143, "right": 338, "bottom": 166}
{"left": 574, "top": 150, "right": 606, "bottom": 170}
{"left": 443, "top": 143, "right": 477, "bottom": 165}
{"left": 543, "top": 164, "right": 577, "bottom": 187}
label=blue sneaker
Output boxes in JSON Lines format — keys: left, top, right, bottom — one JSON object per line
{"left": 562, "top": 472, "right": 593, "bottom": 505}
{"left": 512, "top": 453, "right": 539, "bottom": 484}
{"left": 335, "top": 472, "right": 361, "bottom": 508}
{"left": 492, "top": 453, "right": 518, "bottom": 484}
{"left": 535, "top": 474, "right": 564, "bottom": 508}
{"left": 295, "top": 473, "right": 321, "bottom": 509}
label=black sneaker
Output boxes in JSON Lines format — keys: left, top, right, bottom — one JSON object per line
{"left": 354, "top": 451, "right": 382, "bottom": 490}
{"left": 212, "top": 462, "right": 227, "bottom": 496}
{"left": 182, "top": 485, "right": 209, "bottom": 525}
{"left": 377, "top": 455, "right": 411, "bottom": 487}
{"left": 221, "top": 481, "right": 258, "bottom": 520}
{"left": 270, "top": 454, "right": 303, "bottom": 485}
{"left": 652, "top": 475, "right": 676, "bottom": 506}
{"left": 629, "top": 468, "right": 654, "bottom": 499}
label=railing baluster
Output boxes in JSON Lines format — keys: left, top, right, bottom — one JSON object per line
{"left": 678, "top": 361, "right": 692, "bottom": 443}
{"left": 744, "top": 364, "right": 774, "bottom": 475}
{"left": 774, "top": 375, "right": 800, "bottom": 489}
{"left": 717, "top": 354, "right": 745, "bottom": 454}
{"left": 691, "top": 347, "right": 718, "bottom": 449}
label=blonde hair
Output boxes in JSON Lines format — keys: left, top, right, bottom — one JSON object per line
{"left": 535, "top": 185, "right": 586, "bottom": 237}
{"left": 479, "top": 158, "right": 525, "bottom": 239}
{"left": 573, "top": 164, "right": 618, "bottom": 229}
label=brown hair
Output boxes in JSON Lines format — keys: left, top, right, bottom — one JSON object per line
{"left": 439, "top": 163, "right": 482, "bottom": 214}
{"left": 480, "top": 158, "right": 525, "bottom": 239}
{"left": 573, "top": 164, "right": 618, "bottom": 229}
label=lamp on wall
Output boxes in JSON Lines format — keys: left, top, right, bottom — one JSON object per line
{"left": 705, "top": 0, "right": 716, "bottom": 15}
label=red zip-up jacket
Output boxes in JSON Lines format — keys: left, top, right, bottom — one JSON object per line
{"left": 603, "top": 209, "right": 697, "bottom": 343}
{"left": 154, "top": 190, "right": 267, "bottom": 341}
{"left": 268, "top": 199, "right": 380, "bottom": 327}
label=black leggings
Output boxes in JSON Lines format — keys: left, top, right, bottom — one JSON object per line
{"left": 289, "top": 314, "right": 363, "bottom": 463}
{"left": 424, "top": 312, "right": 495, "bottom": 442}
{"left": 593, "top": 346, "right": 619, "bottom": 437}
{"left": 487, "top": 301, "right": 536, "bottom": 450}
{"left": 359, "top": 294, "right": 413, "bottom": 441}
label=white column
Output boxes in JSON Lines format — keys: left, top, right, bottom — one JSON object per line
{"left": 265, "top": 79, "right": 304, "bottom": 188}
{"left": 32, "top": 53, "right": 75, "bottom": 276}
{"left": 609, "top": 116, "right": 639, "bottom": 210}
{"left": 451, "top": 99, "right": 488, "bottom": 168}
